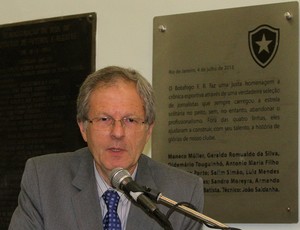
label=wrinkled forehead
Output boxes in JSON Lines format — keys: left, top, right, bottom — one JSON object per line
{"left": 88, "top": 80, "right": 145, "bottom": 116}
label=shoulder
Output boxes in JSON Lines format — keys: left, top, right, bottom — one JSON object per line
{"left": 27, "top": 147, "right": 90, "bottom": 163}
{"left": 138, "top": 154, "right": 203, "bottom": 196}
{"left": 138, "top": 154, "right": 204, "bottom": 212}
{"left": 139, "top": 154, "right": 201, "bottom": 184}
{"left": 24, "top": 147, "right": 92, "bottom": 177}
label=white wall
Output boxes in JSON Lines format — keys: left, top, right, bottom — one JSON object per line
{"left": 1, "top": 0, "right": 298, "bottom": 229}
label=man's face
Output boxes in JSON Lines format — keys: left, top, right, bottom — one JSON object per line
{"left": 78, "top": 78, "right": 153, "bottom": 183}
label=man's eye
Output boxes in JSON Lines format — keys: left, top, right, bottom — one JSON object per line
{"left": 99, "top": 117, "right": 110, "bottom": 122}
{"left": 126, "top": 118, "right": 137, "bottom": 123}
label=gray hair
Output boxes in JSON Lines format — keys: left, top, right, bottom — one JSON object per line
{"left": 76, "top": 66, "right": 155, "bottom": 125}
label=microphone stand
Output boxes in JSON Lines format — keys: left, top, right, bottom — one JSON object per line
{"left": 126, "top": 191, "right": 173, "bottom": 230}
{"left": 130, "top": 192, "right": 173, "bottom": 230}
{"left": 151, "top": 208, "right": 173, "bottom": 230}
{"left": 144, "top": 187, "right": 240, "bottom": 230}
{"left": 158, "top": 194, "right": 228, "bottom": 228}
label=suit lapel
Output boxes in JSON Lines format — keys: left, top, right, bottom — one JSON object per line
{"left": 126, "top": 155, "right": 159, "bottom": 229}
{"left": 71, "top": 150, "right": 103, "bottom": 230}
{"left": 69, "top": 152, "right": 162, "bottom": 230}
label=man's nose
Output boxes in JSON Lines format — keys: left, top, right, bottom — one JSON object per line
{"left": 110, "top": 120, "right": 125, "bottom": 138}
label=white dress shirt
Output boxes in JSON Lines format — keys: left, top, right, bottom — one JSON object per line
{"left": 94, "top": 162, "right": 137, "bottom": 230}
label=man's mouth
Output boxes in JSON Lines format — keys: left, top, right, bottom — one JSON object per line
{"left": 108, "top": 147, "right": 125, "bottom": 152}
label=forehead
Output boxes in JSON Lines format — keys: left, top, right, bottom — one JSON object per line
{"left": 89, "top": 79, "right": 144, "bottom": 116}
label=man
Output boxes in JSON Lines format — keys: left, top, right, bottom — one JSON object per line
{"left": 9, "top": 66, "right": 204, "bottom": 229}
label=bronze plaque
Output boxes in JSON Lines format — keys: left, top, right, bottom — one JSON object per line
{"left": 0, "top": 13, "right": 96, "bottom": 229}
{"left": 153, "top": 2, "right": 298, "bottom": 223}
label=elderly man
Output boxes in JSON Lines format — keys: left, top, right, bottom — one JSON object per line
{"left": 9, "top": 66, "right": 204, "bottom": 230}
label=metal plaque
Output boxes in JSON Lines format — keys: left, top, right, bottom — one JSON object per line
{"left": 0, "top": 13, "right": 96, "bottom": 229}
{"left": 153, "top": 2, "right": 298, "bottom": 223}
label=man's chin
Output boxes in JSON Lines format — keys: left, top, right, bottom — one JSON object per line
{"left": 110, "top": 163, "right": 136, "bottom": 174}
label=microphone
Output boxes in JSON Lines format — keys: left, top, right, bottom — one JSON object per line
{"left": 109, "top": 168, "right": 173, "bottom": 230}
{"left": 109, "top": 167, "right": 158, "bottom": 213}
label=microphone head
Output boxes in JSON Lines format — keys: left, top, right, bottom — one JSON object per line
{"left": 109, "top": 168, "right": 131, "bottom": 189}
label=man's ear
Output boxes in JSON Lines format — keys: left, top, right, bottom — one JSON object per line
{"left": 77, "top": 120, "right": 88, "bottom": 142}
{"left": 146, "top": 123, "right": 154, "bottom": 142}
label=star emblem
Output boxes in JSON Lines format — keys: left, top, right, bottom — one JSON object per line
{"left": 256, "top": 34, "right": 272, "bottom": 54}
{"left": 248, "top": 25, "right": 279, "bottom": 68}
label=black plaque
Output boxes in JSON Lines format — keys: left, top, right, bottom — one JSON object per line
{"left": 0, "top": 13, "right": 96, "bottom": 229}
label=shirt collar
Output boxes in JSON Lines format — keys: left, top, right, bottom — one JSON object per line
{"left": 93, "top": 161, "right": 138, "bottom": 204}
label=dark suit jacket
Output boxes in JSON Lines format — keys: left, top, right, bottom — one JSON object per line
{"left": 9, "top": 147, "right": 204, "bottom": 230}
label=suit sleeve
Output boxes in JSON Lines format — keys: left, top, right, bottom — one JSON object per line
{"left": 9, "top": 158, "right": 44, "bottom": 230}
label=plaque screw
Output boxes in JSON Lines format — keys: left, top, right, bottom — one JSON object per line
{"left": 287, "top": 207, "right": 291, "bottom": 212}
{"left": 158, "top": 25, "right": 167, "bottom": 32}
{"left": 87, "top": 14, "right": 94, "bottom": 23}
{"left": 284, "top": 12, "right": 293, "bottom": 20}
